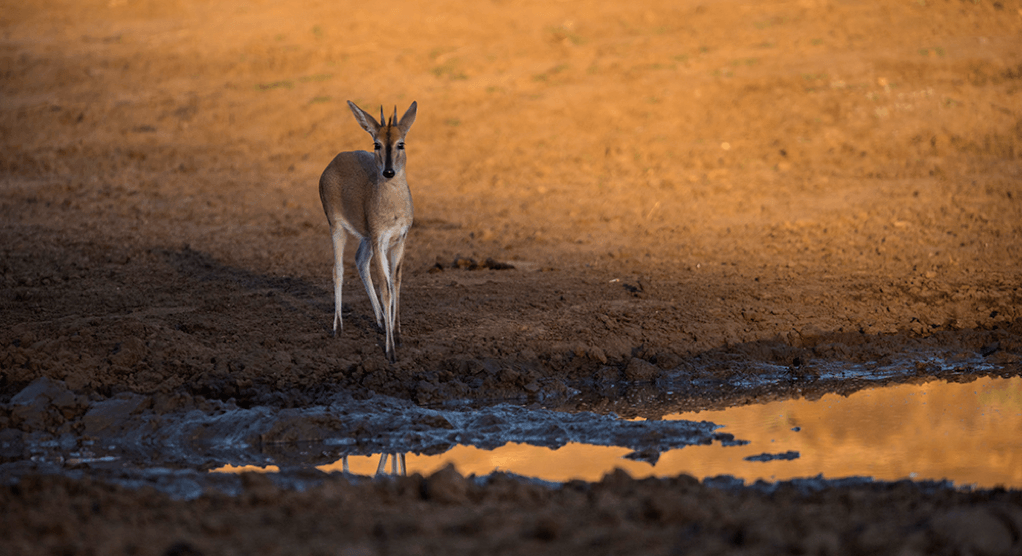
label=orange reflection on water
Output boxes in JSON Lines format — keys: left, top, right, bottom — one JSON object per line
{"left": 211, "top": 377, "right": 1022, "bottom": 488}
{"left": 315, "top": 376, "right": 1022, "bottom": 487}
{"left": 662, "top": 375, "right": 1022, "bottom": 487}
{"left": 212, "top": 464, "right": 280, "bottom": 473}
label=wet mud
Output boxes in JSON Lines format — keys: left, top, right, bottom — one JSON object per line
{"left": 3, "top": 374, "right": 744, "bottom": 474}
{"left": 3, "top": 0, "right": 1022, "bottom": 553}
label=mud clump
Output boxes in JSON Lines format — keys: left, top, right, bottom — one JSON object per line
{"left": 623, "top": 357, "right": 660, "bottom": 381}
{"left": 745, "top": 451, "right": 801, "bottom": 462}
{"left": 423, "top": 464, "right": 470, "bottom": 504}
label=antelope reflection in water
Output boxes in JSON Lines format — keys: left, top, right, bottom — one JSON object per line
{"left": 337, "top": 453, "right": 407, "bottom": 476}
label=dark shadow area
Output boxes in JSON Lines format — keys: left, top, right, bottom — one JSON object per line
{"left": 3, "top": 234, "right": 1021, "bottom": 419}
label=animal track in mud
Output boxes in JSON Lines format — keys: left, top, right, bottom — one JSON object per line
{"left": 429, "top": 256, "right": 516, "bottom": 273}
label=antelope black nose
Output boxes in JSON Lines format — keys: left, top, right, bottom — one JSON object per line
{"left": 382, "top": 169, "right": 395, "bottom": 179}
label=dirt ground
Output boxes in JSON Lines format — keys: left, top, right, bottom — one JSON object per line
{"left": 2, "top": 0, "right": 1022, "bottom": 554}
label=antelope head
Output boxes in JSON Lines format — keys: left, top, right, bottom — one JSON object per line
{"left": 347, "top": 100, "right": 417, "bottom": 180}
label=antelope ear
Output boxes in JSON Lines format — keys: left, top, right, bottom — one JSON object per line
{"left": 347, "top": 101, "right": 380, "bottom": 134}
{"left": 397, "top": 101, "right": 417, "bottom": 134}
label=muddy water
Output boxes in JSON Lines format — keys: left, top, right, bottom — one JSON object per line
{"left": 216, "top": 376, "right": 1022, "bottom": 488}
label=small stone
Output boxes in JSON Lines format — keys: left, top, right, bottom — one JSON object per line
{"left": 424, "top": 464, "right": 468, "bottom": 504}
{"left": 931, "top": 508, "right": 1014, "bottom": 556}
{"left": 623, "top": 357, "right": 658, "bottom": 381}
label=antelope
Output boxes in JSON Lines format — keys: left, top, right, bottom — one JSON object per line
{"left": 319, "top": 100, "right": 417, "bottom": 362}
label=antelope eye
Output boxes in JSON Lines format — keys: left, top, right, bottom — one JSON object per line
{"left": 374, "top": 143, "right": 382, "bottom": 150}
{"left": 396, "top": 142, "right": 405, "bottom": 150}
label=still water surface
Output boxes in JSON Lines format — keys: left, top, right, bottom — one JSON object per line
{"left": 218, "top": 376, "right": 1022, "bottom": 488}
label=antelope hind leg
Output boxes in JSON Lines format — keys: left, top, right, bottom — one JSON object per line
{"left": 374, "top": 235, "right": 397, "bottom": 362}
{"left": 354, "top": 238, "right": 384, "bottom": 329}
{"left": 329, "top": 227, "right": 347, "bottom": 334}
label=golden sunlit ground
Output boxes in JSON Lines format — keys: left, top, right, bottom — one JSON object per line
{"left": 3, "top": 0, "right": 1022, "bottom": 554}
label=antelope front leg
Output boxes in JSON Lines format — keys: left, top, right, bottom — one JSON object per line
{"left": 388, "top": 234, "right": 407, "bottom": 345}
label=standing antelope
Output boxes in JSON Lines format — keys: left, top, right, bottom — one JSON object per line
{"left": 319, "top": 100, "right": 417, "bottom": 362}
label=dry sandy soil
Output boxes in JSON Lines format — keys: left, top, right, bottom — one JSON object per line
{"left": 2, "top": 0, "right": 1022, "bottom": 554}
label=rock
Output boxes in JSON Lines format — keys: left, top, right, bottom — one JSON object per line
{"left": 110, "top": 336, "right": 147, "bottom": 368}
{"left": 10, "top": 377, "right": 82, "bottom": 430}
{"left": 623, "top": 357, "right": 659, "bottom": 381}
{"left": 424, "top": 464, "right": 469, "bottom": 504}
{"left": 11, "top": 376, "right": 70, "bottom": 406}
{"left": 930, "top": 507, "right": 1015, "bottom": 556}
{"left": 82, "top": 393, "right": 148, "bottom": 435}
